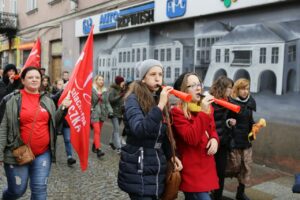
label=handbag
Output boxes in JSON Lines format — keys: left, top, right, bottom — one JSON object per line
{"left": 161, "top": 107, "right": 181, "bottom": 200}
{"left": 12, "top": 144, "right": 35, "bottom": 165}
{"left": 12, "top": 107, "right": 39, "bottom": 165}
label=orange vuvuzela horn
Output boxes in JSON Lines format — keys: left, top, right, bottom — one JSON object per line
{"left": 161, "top": 85, "right": 192, "bottom": 102}
{"left": 213, "top": 98, "right": 241, "bottom": 113}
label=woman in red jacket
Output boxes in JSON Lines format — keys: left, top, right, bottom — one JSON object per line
{"left": 171, "top": 72, "right": 219, "bottom": 200}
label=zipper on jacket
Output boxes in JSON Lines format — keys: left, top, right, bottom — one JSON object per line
{"left": 155, "top": 122, "right": 162, "bottom": 198}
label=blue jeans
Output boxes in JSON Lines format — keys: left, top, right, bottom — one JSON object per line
{"left": 2, "top": 150, "right": 51, "bottom": 200}
{"left": 63, "top": 127, "right": 73, "bottom": 157}
{"left": 110, "top": 117, "right": 122, "bottom": 149}
{"left": 184, "top": 192, "right": 211, "bottom": 200}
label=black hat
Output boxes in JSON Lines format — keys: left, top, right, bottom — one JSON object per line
{"left": 173, "top": 72, "right": 189, "bottom": 91}
{"left": 3, "top": 64, "right": 17, "bottom": 76}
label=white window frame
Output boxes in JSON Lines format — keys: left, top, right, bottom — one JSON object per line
{"left": 27, "top": 0, "right": 37, "bottom": 11}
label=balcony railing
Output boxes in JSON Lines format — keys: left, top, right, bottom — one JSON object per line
{"left": 0, "top": 12, "right": 18, "bottom": 34}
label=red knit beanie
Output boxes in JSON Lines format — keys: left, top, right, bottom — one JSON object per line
{"left": 115, "top": 76, "right": 124, "bottom": 85}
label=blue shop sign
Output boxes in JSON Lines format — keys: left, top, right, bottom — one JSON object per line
{"left": 166, "top": 0, "right": 187, "bottom": 18}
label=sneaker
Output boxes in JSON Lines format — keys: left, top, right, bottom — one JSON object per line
{"left": 92, "top": 144, "right": 96, "bottom": 153}
{"left": 97, "top": 149, "right": 105, "bottom": 158}
{"left": 67, "top": 157, "right": 76, "bottom": 166}
{"left": 109, "top": 143, "right": 116, "bottom": 150}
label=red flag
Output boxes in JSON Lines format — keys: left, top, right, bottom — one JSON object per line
{"left": 58, "top": 26, "right": 94, "bottom": 171}
{"left": 23, "top": 38, "right": 41, "bottom": 68}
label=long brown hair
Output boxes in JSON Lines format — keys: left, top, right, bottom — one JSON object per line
{"left": 124, "top": 80, "right": 157, "bottom": 114}
{"left": 210, "top": 75, "right": 233, "bottom": 99}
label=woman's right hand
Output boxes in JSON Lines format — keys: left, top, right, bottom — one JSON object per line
{"left": 158, "top": 86, "right": 173, "bottom": 110}
{"left": 201, "top": 94, "right": 214, "bottom": 113}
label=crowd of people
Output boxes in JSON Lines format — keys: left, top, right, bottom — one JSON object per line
{"left": 0, "top": 60, "right": 297, "bottom": 200}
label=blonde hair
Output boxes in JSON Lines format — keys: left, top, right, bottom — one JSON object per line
{"left": 93, "top": 75, "right": 104, "bottom": 83}
{"left": 177, "top": 73, "right": 202, "bottom": 119}
{"left": 231, "top": 78, "right": 250, "bottom": 98}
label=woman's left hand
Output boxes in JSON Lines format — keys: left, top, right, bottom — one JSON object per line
{"left": 206, "top": 138, "right": 218, "bottom": 155}
{"left": 61, "top": 91, "right": 72, "bottom": 109}
{"left": 172, "top": 156, "right": 183, "bottom": 172}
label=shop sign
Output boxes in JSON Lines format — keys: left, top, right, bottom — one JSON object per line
{"left": 75, "top": 1, "right": 155, "bottom": 37}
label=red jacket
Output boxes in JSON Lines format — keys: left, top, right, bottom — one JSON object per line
{"left": 171, "top": 106, "right": 219, "bottom": 192}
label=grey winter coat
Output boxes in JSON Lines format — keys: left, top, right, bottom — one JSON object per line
{"left": 91, "top": 87, "right": 113, "bottom": 123}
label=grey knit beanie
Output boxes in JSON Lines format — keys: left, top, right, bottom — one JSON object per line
{"left": 138, "top": 59, "right": 163, "bottom": 80}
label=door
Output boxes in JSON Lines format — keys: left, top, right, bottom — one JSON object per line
{"left": 51, "top": 56, "right": 62, "bottom": 83}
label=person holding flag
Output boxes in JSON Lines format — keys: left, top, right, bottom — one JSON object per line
{"left": 0, "top": 66, "right": 71, "bottom": 200}
{"left": 58, "top": 25, "right": 94, "bottom": 171}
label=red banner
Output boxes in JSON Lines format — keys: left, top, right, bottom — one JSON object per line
{"left": 23, "top": 38, "right": 41, "bottom": 68}
{"left": 58, "top": 26, "right": 94, "bottom": 171}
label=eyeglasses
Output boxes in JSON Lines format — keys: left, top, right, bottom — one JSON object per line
{"left": 187, "top": 83, "right": 203, "bottom": 90}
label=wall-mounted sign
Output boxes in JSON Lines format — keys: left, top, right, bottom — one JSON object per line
{"left": 155, "top": 0, "right": 285, "bottom": 23}
{"left": 166, "top": 0, "right": 187, "bottom": 19}
{"left": 75, "top": 1, "right": 154, "bottom": 37}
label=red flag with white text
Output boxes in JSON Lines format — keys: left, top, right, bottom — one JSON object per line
{"left": 23, "top": 38, "right": 41, "bottom": 68}
{"left": 58, "top": 26, "right": 94, "bottom": 171}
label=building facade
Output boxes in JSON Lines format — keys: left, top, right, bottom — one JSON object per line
{"left": 1, "top": 0, "right": 299, "bottom": 94}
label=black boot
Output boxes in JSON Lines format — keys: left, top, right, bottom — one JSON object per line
{"left": 236, "top": 184, "right": 250, "bottom": 200}
{"left": 97, "top": 149, "right": 105, "bottom": 158}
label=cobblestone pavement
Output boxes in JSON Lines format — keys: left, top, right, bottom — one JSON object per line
{"left": 0, "top": 135, "right": 130, "bottom": 200}
{"left": 1, "top": 121, "right": 297, "bottom": 200}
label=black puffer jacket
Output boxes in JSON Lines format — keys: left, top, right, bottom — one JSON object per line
{"left": 118, "top": 94, "right": 171, "bottom": 198}
{"left": 228, "top": 95, "right": 256, "bottom": 149}
{"left": 212, "top": 102, "right": 231, "bottom": 146}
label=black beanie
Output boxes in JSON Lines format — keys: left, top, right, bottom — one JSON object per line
{"left": 3, "top": 64, "right": 17, "bottom": 76}
{"left": 173, "top": 72, "right": 189, "bottom": 91}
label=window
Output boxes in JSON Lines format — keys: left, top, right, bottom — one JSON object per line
{"left": 0, "top": 0, "right": 4, "bottom": 12}
{"left": 197, "top": 39, "right": 201, "bottom": 47}
{"left": 123, "top": 68, "right": 126, "bottom": 77}
{"left": 127, "top": 51, "right": 130, "bottom": 62}
{"left": 206, "top": 50, "right": 210, "bottom": 62}
{"left": 288, "top": 45, "right": 296, "bottom": 62}
{"left": 103, "top": 59, "right": 105, "bottom": 66}
{"left": 132, "top": 49, "right": 135, "bottom": 62}
{"left": 27, "top": 0, "right": 37, "bottom": 11}
{"left": 137, "top": 49, "right": 140, "bottom": 62}
{"left": 202, "top": 38, "right": 206, "bottom": 47}
{"left": 211, "top": 38, "right": 215, "bottom": 45}
{"left": 271, "top": 47, "right": 279, "bottom": 64}
{"left": 216, "top": 49, "right": 221, "bottom": 63}
{"left": 119, "top": 52, "right": 122, "bottom": 63}
{"left": 154, "top": 49, "right": 159, "bottom": 60}
{"left": 167, "top": 48, "right": 171, "bottom": 61}
{"left": 259, "top": 48, "right": 266, "bottom": 64}
{"left": 107, "top": 58, "right": 110, "bottom": 67}
{"left": 143, "top": 48, "right": 147, "bottom": 60}
{"left": 131, "top": 68, "right": 134, "bottom": 79}
{"left": 160, "top": 49, "right": 165, "bottom": 61}
{"left": 201, "top": 50, "right": 205, "bottom": 64}
{"left": 206, "top": 38, "right": 211, "bottom": 47}
{"left": 232, "top": 50, "right": 252, "bottom": 66}
{"left": 196, "top": 51, "right": 200, "bottom": 61}
{"left": 175, "top": 48, "right": 180, "bottom": 60}
{"left": 224, "top": 49, "right": 229, "bottom": 63}
{"left": 127, "top": 68, "right": 130, "bottom": 78}
{"left": 166, "top": 67, "right": 171, "bottom": 78}
{"left": 99, "top": 58, "right": 101, "bottom": 67}
{"left": 119, "top": 68, "right": 122, "bottom": 75}
{"left": 123, "top": 52, "right": 126, "bottom": 62}
{"left": 174, "top": 68, "right": 180, "bottom": 79}
{"left": 10, "top": 0, "right": 17, "bottom": 14}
